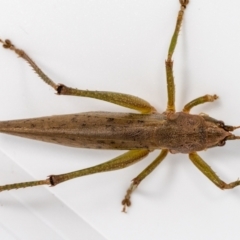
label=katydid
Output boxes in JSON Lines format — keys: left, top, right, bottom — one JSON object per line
{"left": 0, "top": 0, "right": 240, "bottom": 212}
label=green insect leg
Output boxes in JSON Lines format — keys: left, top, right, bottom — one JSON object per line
{"left": 122, "top": 149, "right": 168, "bottom": 212}
{"left": 189, "top": 152, "right": 240, "bottom": 189}
{"left": 0, "top": 39, "right": 155, "bottom": 113}
{"left": 0, "top": 150, "right": 150, "bottom": 193}
{"left": 165, "top": 0, "right": 189, "bottom": 112}
{"left": 183, "top": 94, "right": 218, "bottom": 113}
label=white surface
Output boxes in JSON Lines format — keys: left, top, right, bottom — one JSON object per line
{"left": 0, "top": 0, "right": 240, "bottom": 239}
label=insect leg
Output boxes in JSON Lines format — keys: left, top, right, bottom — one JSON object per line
{"left": 122, "top": 149, "right": 168, "bottom": 212}
{"left": 182, "top": 94, "right": 218, "bottom": 113}
{"left": 165, "top": 0, "right": 189, "bottom": 112}
{"left": 0, "top": 149, "right": 149, "bottom": 191}
{"left": 189, "top": 152, "right": 240, "bottom": 189}
{"left": 0, "top": 39, "right": 155, "bottom": 113}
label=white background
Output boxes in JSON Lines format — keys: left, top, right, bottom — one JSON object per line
{"left": 0, "top": 0, "right": 240, "bottom": 239}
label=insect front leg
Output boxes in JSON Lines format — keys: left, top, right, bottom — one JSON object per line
{"left": 165, "top": 0, "right": 189, "bottom": 112}
{"left": 122, "top": 149, "right": 168, "bottom": 212}
{"left": 189, "top": 152, "right": 240, "bottom": 189}
{"left": 0, "top": 39, "right": 155, "bottom": 114}
{"left": 182, "top": 94, "right": 218, "bottom": 113}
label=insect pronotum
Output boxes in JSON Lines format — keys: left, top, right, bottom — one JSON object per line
{"left": 0, "top": 0, "right": 240, "bottom": 212}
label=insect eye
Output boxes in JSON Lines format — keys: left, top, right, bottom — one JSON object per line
{"left": 218, "top": 140, "right": 226, "bottom": 146}
{"left": 217, "top": 121, "right": 225, "bottom": 128}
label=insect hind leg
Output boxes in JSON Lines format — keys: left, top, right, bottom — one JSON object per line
{"left": 0, "top": 39, "right": 156, "bottom": 113}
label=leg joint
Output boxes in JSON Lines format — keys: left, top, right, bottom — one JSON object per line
{"left": 180, "top": 0, "right": 189, "bottom": 8}
{"left": 56, "top": 84, "right": 68, "bottom": 94}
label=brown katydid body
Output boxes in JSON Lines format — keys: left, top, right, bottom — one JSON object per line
{"left": 0, "top": 0, "right": 240, "bottom": 212}
{"left": 0, "top": 111, "right": 233, "bottom": 153}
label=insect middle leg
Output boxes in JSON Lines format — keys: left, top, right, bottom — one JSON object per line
{"left": 165, "top": 0, "right": 189, "bottom": 112}
{"left": 0, "top": 39, "right": 155, "bottom": 114}
{"left": 189, "top": 152, "right": 240, "bottom": 189}
{"left": 122, "top": 149, "right": 168, "bottom": 212}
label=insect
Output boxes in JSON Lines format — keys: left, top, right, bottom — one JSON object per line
{"left": 0, "top": 0, "right": 240, "bottom": 213}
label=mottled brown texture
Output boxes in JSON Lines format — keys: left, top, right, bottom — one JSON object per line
{"left": 0, "top": 111, "right": 231, "bottom": 154}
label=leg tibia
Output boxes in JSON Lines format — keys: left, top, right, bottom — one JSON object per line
{"left": 189, "top": 152, "right": 240, "bottom": 190}
{"left": 0, "top": 39, "right": 57, "bottom": 89}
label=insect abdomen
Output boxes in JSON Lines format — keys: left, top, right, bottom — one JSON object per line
{"left": 0, "top": 112, "right": 166, "bottom": 150}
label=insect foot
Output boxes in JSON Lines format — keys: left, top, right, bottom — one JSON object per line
{"left": 180, "top": 0, "right": 189, "bottom": 8}
{"left": 122, "top": 181, "right": 138, "bottom": 213}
